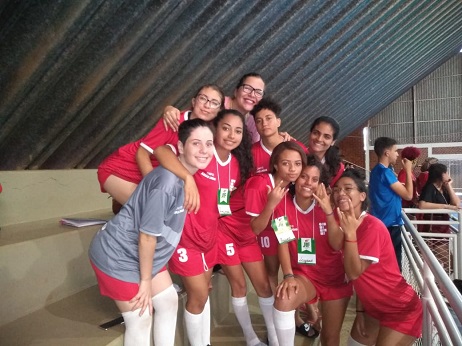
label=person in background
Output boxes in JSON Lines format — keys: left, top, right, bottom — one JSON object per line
{"left": 97, "top": 84, "right": 224, "bottom": 213}
{"left": 418, "top": 163, "right": 460, "bottom": 271}
{"left": 88, "top": 119, "right": 214, "bottom": 346}
{"left": 307, "top": 116, "right": 344, "bottom": 187}
{"left": 331, "top": 169, "right": 422, "bottom": 346}
{"left": 416, "top": 157, "right": 439, "bottom": 195}
{"left": 397, "top": 146, "right": 421, "bottom": 208}
{"left": 368, "top": 137, "right": 413, "bottom": 271}
{"left": 273, "top": 157, "right": 352, "bottom": 346}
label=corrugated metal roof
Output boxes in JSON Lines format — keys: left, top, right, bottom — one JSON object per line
{"left": 1, "top": 0, "right": 462, "bottom": 170}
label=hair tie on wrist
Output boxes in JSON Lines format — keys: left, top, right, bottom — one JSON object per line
{"left": 356, "top": 310, "right": 365, "bottom": 313}
{"left": 283, "top": 273, "right": 295, "bottom": 279}
{"left": 345, "top": 239, "right": 357, "bottom": 243}
{"left": 325, "top": 210, "right": 334, "bottom": 216}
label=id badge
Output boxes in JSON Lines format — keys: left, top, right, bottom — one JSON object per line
{"left": 217, "top": 188, "right": 232, "bottom": 216}
{"left": 298, "top": 238, "right": 316, "bottom": 265}
{"left": 271, "top": 216, "right": 296, "bottom": 244}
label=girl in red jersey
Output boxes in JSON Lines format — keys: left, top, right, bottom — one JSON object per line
{"left": 331, "top": 169, "right": 422, "bottom": 346}
{"left": 272, "top": 156, "right": 352, "bottom": 346}
{"left": 308, "top": 116, "right": 344, "bottom": 187}
{"left": 97, "top": 84, "right": 224, "bottom": 212}
{"left": 245, "top": 142, "right": 307, "bottom": 295}
{"left": 156, "top": 109, "right": 253, "bottom": 346}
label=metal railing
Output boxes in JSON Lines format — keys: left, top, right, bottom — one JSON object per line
{"left": 401, "top": 209, "right": 462, "bottom": 345}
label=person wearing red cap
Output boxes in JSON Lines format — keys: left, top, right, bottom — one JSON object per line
{"left": 397, "top": 146, "right": 421, "bottom": 209}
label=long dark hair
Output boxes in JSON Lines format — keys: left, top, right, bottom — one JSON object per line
{"left": 213, "top": 109, "right": 253, "bottom": 187}
{"left": 310, "top": 116, "right": 341, "bottom": 184}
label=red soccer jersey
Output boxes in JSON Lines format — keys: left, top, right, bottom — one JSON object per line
{"left": 352, "top": 214, "right": 421, "bottom": 320}
{"left": 218, "top": 186, "right": 258, "bottom": 246}
{"left": 179, "top": 150, "right": 240, "bottom": 252}
{"left": 98, "top": 111, "right": 190, "bottom": 184}
{"left": 274, "top": 194, "right": 347, "bottom": 287}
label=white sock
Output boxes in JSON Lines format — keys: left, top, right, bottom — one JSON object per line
{"left": 152, "top": 285, "right": 178, "bottom": 346}
{"left": 347, "top": 335, "right": 372, "bottom": 346}
{"left": 184, "top": 308, "right": 204, "bottom": 346}
{"left": 202, "top": 296, "right": 211, "bottom": 345}
{"left": 272, "top": 308, "right": 295, "bottom": 346}
{"left": 258, "top": 296, "right": 279, "bottom": 346}
{"left": 232, "top": 296, "right": 261, "bottom": 346}
{"left": 121, "top": 308, "right": 152, "bottom": 346}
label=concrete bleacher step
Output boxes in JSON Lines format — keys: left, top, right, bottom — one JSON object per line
{"left": 0, "top": 285, "right": 124, "bottom": 346}
{"left": 0, "top": 210, "right": 113, "bottom": 327}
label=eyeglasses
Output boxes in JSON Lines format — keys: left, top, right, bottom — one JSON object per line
{"left": 196, "top": 94, "right": 221, "bottom": 109}
{"left": 332, "top": 187, "right": 358, "bottom": 195}
{"left": 240, "top": 84, "right": 264, "bottom": 98}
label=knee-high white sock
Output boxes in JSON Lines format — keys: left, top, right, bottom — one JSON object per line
{"left": 152, "top": 285, "right": 178, "bottom": 346}
{"left": 232, "top": 296, "right": 261, "bottom": 346}
{"left": 258, "top": 296, "right": 279, "bottom": 346}
{"left": 184, "top": 308, "right": 204, "bottom": 346}
{"left": 272, "top": 308, "right": 295, "bottom": 346}
{"left": 121, "top": 308, "right": 152, "bottom": 346}
{"left": 202, "top": 296, "right": 211, "bottom": 345}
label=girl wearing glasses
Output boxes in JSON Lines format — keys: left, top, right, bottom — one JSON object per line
{"left": 272, "top": 156, "right": 352, "bottom": 346}
{"left": 97, "top": 84, "right": 224, "bottom": 213}
{"left": 162, "top": 72, "right": 265, "bottom": 143}
{"left": 154, "top": 109, "right": 254, "bottom": 346}
{"left": 329, "top": 169, "right": 422, "bottom": 346}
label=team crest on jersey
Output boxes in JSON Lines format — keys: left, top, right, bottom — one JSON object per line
{"left": 230, "top": 179, "right": 237, "bottom": 191}
{"left": 200, "top": 171, "right": 216, "bottom": 181}
{"left": 319, "top": 222, "right": 327, "bottom": 235}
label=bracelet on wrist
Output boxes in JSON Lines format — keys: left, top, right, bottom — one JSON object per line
{"left": 356, "top": 310, "right": 365, "bottom": 313}
{"left": 325, "top": 210, "right": 334, "bottom": 216}
{"left": 283, "top": 273, "right": 295, "bottom": 280}
{"left": 345, "top": 239, "right": 358, "bottom": 243}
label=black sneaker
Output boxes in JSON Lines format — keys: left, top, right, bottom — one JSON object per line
{"left": 296, "top": 323, "right": 320, "bottom": 338}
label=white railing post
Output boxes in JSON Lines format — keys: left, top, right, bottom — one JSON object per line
{"left": 422, "top": 261, "right": 433, "bottom": 346}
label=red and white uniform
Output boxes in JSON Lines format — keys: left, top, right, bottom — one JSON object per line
{"left": 251, "top": 140, "right": 308, "bottom": 174}
{"left": 169, "top": 150, "right": 240, "bottom": 276}
{"left": 245, "top": 173, "right": 279, "bottom": 256}
{"left": 274, "top": 195, "right": 352, "bottom": 300}
{"left": 217, "top": 187, "right": 263, "bottom": 265}
{"left": 97, "top": 111, "right": 191, "bottom": 191}
{"left": 352, "top": 214, "right": 422, "bottom": 338}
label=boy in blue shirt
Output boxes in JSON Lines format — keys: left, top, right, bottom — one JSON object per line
{"left": 369, "top": 137, "right": 413, "bottom": 270}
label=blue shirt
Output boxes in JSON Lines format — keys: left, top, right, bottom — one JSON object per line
{"left": 369, "top": 163, "right": 403, "bottom": 227}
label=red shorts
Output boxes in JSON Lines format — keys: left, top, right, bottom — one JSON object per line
{"left": 168, "top": 244, "right": 218, "bottom": 277}
{"left": 91, "top": 261, "right": 167, "bottom": 301}
{"left": 293, "top": 268, "right": 353, "bottom": 301}
{"left": 97, "top": 168, "right": 112, "bottom": 193}
{"left": 217, "top": 231, "right": 263, "bottom": 265}
{"left": 374, "top": 297, "right": 423, "bottom": 338}
{"left": 257, "top": 228, "right": 279, "bottom": 256}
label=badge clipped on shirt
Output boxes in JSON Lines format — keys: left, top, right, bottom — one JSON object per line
{"left": 297, "top": 238, "right": 316, "bottom": 265}
{"left": 217, "top": 188, "right": 232, "bottom": 216}
{"left": 271, "top": 215, "right": 296, "bottom": 244}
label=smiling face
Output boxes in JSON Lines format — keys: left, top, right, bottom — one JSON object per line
{"left": 309, "top": 121, "right": 336, "bottom": 158}
{"left": 295, "top": 165, "right": 321, "bottom": 199}
{"left": 234, "top": 76, "right": 265, "bottom": 114}
{"left": 273, "top": 149, "right": 303, "bottom": 183}
{"left": 214, "top": 113, "right": 244, "bottom": 153}
{"left": 332, "top": 177, "right": 366, "bottom": 213}
{"left": 191, "top": 86, "right": 223, "bottom": 122}
{"left": 178, "top": 126, "right": 214, "bottom": 173}
{"left": 254, "top": 108, "right": 280, "bottom": 138}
